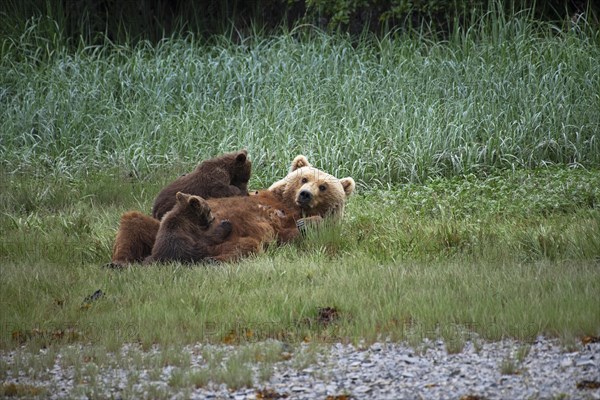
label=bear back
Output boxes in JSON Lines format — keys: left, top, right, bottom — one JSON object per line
{"left": 152, "top": 150, "right": 251, "bottom": 220}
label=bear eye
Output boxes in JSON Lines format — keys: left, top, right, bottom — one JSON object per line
{"left": 301, "top": 177, "right": 308, "bottom": 184}
{"left": 319, "top": 184, "right": 327, "bottom": 191}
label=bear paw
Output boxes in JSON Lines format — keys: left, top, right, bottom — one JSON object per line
{"left": 296, "top": 215, "right": 323, "bottom": 235}
{"left": 218, "top": 219, "right": 233, "bottom": 237}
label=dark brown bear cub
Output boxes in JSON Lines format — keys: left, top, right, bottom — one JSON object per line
{"left": 147, "top": 192, "right": 232, "bottom": 264}
{"left": 152, "top": 150, "right": 251, "bottom": 220}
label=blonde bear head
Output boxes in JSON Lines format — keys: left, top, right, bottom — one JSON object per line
{"left": 268, "top": 155, "right": 355, "bottom": 218}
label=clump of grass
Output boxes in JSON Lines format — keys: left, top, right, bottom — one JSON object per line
{"left": 214, "top": 355, "right": 255, "bottom": 389}
{"left": 188, "top": 368, "right": 211, "bottom": 389}
{"left": 145, "top": 347, "right": 191, "bottom": 369}
{"left": 167, "top": 367, "right": 188, "bottom": 388}
{"left": 1, "top": 383, "right": 46, "bottom": 398}
{"left": 144, "top": 383, "right": 170, "bottom": 399}
{"left": 515, "top": 345, "right": 530, "bottom": 363}
{"left": 291, "top": 343, "right": 326, "bottom": 370}
{"left": 180, "top": 343, "right": 288, "bottom": 390}
{"left": 499, "top": 357, "right": 520, "bottom": 375}
{"left": 499, "top": 344, "right": 531, "bottom": 375}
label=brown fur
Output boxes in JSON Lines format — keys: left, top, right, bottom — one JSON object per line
{"left": 152, "top": 150, "right": 251, "bottom": 220}
{"left": 110, "top": 211, "right": 160, "bottom": 267}
{"left": 146, "top": 192, "right": 233, "bottom": 264}
{"left": 109, "top": 155, "right": 355, "bottom": 265}
{"left": 204, "top": 190, "right": 314, "bottom": 262}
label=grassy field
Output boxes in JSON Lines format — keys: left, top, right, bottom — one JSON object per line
{"left": 1, "top": 12, "right": 600, "bottom": 356}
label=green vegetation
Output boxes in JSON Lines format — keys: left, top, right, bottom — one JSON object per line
{"left": 0, "top": 342, "right": 298, "bottom": 397}
{"left": 2, "top": 0, "right": 596, "bottom": 43}
{"left": 1, "top": 168, "right": 598, "bottom": 351}
{"left": 2, "top": 13, "right": 599, "bottom": 184}
{"left": 1, "top": 11, "right": 599, "bottom": 357}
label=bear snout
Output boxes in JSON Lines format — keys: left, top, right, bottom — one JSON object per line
{"left": 297, "top": 190, "right": 312, "bottom": 206}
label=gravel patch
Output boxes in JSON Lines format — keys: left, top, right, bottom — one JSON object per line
{"left": 1, "top": 337, "right": 599, "bottom": 399}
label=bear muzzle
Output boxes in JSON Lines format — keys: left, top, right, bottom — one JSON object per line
{"left": 296, "top": 190, "right": 313, "bottom": 207}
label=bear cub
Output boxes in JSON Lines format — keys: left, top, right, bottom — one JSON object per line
{"left": 152, "top": 149, "right": 251, "bottom": 220}
{"left": 147, "top": 192, "right": 233, "bottom": 264}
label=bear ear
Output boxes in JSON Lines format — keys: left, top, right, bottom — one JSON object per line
{"left": 188, "top": 196, "right": 201, "bottom": 209}
{"left": 235, "top": 150, "right": 247, "bottom": 164}
{"left": 290, "top": 155, "right": 311, "bottom": 172}
{"left": 176, "top": 192, "right": 187, "bottom": 203}
{"left": 340, "top": 178, "right": 356, "bottom": 197}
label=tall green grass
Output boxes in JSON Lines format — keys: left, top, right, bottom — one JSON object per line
{"left": 1, "top": 14, "right": 599, "bottom": 185}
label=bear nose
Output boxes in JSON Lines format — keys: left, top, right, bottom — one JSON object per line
{"left": 298, "top": 190, "right": 312, "bottom": 204}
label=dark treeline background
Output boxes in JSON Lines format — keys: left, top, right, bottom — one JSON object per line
{"left": 0, "top": 0, "right": 597, "bottom": 43}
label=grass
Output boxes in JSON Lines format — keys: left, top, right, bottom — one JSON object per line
{"left": 0, "top": 8, "right": 599, "bottom": 387}
{"left": 1, "top": 13, "right": 599, "bottom": 185}
{"left": 1, "top": 382, "right": 46, "bottom": 398}
{"left": 498, "top": 343, "right": 530, "bottom": 375}
{"left": 0, "top": 341, "right": 306, "bottom": 397}
{"left": 1, "top": 168, "right": 598, "bottom": 351}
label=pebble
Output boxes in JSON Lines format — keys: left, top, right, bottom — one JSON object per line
{"left": 1, "top": 338, "right": 599, "bottom": 399}
{"left": 561, "top": 357, "right": 574, "bottom": 367}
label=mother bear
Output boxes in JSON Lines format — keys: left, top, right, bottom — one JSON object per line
{"left": 110, "top": 155, "right": 355, "bottom": 265}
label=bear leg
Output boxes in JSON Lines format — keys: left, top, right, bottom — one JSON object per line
{"left": 111, "top": 211, "right": 160, "bottom": 266}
